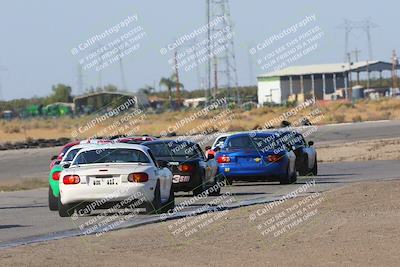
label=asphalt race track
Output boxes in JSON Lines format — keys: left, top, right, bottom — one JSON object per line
{"left": 1, "top": 120, "right": 399, "bottom": 185}
{"left": 0, "top": 120, "right": 400, "bottom": 248}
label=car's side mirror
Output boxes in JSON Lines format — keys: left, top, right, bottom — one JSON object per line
{"left": 308, "top": 141, "right": 314, "bottom": 146}
{"left": 207, "top": 153, "right": 215, "bottom": 160}
{"left": 205, "top": 146, "right": 211, "bottom": 151}
{"left": 51, "top": 155, "right": 58, "bottom": 160}
{"left": 157, "top": 160, "right": 169, "bottom": 168}
{"left": 54, "top": 160, "right": 61, "bottom": 165}
{"left": 214, "top": 146, "right": 221, "bottom": 152}
{"left": 62, "top": 163, "right": 71, "bottom": 169}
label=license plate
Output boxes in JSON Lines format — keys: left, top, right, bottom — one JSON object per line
{"left": 173, "top": 175, "right": 190, "bottom": 183}
{"left": 92, "top": 178, "right": 118, "bottom": 186}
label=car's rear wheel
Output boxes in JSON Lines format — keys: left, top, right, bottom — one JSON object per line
{"left": 291, "top": 166, "right": 297, "bottom": 183}
{"left": 226, "top": 177, "right": 234, "bottom": 185}
{"left": 208, "top": 185, "right": 221, "bottom": 196}
{"left": 58, "top": 197, "right": 73, "bottom": 217}
{"left": 193, "top": 173, "right": 206, "bottom": 196}
{"left": 48, "top": 187, "right": 58, "bottom": 211}
{"left": 145, "top": 181, "right": 161, "bottom": 214}
{"left": 311, "top": 158, "right": 318, "bottom": 176}
{"left": 279, "top": 165, "right": 292, "bottom": 185}
{"left": 160, "top": 185, "right": 175, "bottom": 214}
{"left": 299, "top": 155, "right": 309, "bottom": 176}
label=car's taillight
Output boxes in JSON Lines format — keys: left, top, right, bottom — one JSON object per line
{"left": 52, "top": 171, "right": 61, "bottom": 181}
{"left": 267, "top": 155, "right": 282, "bottom": 162}
{"left": 128, "top": 172, "right": 149, "bottom": 183}
{"left": 63, "top": 175, "right": 80, "bottom": 184}
{"left": 178, "top": 164, "right": 193, "bottom": 172}
{"left": 217, "top": 155, "right": 231, "bottom": 163}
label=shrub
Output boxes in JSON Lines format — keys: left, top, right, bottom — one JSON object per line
{"left": 332, "top": 114, "right": 345, "bottom": 123}
{"left": 352, "top": 115, "right": 362, "bottom": 122}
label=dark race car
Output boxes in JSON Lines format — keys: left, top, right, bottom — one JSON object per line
{"left": 275, "top": 130, "right": 317, "bottom": 176}
{"left": 142, "top": 140, "right": 220, "bottom": 196}
{"left": 116, "top": 136, "right": 157, "bottom": 144}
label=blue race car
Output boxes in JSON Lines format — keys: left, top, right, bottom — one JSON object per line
{"left": 215, "top": 132, "right": 297, "bottom": 185}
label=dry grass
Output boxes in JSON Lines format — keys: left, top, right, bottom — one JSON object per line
{"left": 0, "top": 178, "right": 47, "bottom": 192}
{"left": 1, "top": 98, "right": 400, "bottom": 143}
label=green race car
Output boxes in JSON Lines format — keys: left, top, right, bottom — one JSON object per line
{"left": 48, "top": 164, "right": 63, "bottom": 211}
{"left": 48, "top": 143, "right": 99, "bottom": 211}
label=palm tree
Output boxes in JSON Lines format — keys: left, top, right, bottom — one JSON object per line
{"left": 159, "top": 74, "right": 184, "bottom": 108}
{"left": 138, "top": 84, "right": 155, "bottom": 95}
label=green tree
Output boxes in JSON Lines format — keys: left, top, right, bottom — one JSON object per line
{"left": 48, "top": 84, "right": 72, "bottom": 103}
{"left": 138, "top": 84, "right": 155, "bottom": 95}
{"left": 104, "top": 84, "right": 118, "bottom": 92}
{"left": 159, "top": 74, "right": 184, "bottom": 108}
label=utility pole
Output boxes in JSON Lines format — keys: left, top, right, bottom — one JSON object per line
{"left": 77, "top": 64, "right": 83, "bottom": 95}
{"left": 209, "top": 0, "right": 240, "bottom": 104}
{"left": 174, "top": 50, "right": 181, "bottom": 106}
{"left": 206, "top": 0, "right": 211, "bottom": 101}
{"left": 0, "top": 65, "right": 7, "bottom": 101}
{"left": 347, "top": 52, "right": 353, "bottom": 100}
{"left": 392, "top": 50, "right": 399, "bottom": 95}
{"left": 119, "top": 58, "right": 127, "bottom": 91}
{"left": 213, "top": 55, "right": 218, "bottom": 99}
{"left": 247, "top": 43, "right": 255, "bottom": 86}
{"left": 351, "top": 48, "right": 361, "bottom": 83}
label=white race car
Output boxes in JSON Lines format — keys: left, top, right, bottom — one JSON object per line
{"left": 58, "top": 143, "right": 174, "bottom": 217}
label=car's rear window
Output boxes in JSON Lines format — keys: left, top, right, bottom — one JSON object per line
{"left": 145, "top": 142, "right": 200, "bottom": 158}
{"left": 225, "top": 135, "right": 282, "bottom": 151}
{"left": 73, "top": 149, "right": 150, "bottom": 165}
{"left": 62, "top": 148, "right": 82, "bottom": 162}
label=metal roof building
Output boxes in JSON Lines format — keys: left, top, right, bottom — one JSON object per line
{"left": 257, "top": 61, "right": 398, "bottom": 105}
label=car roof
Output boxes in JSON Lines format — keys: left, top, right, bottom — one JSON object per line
{"left": 62, "top": 141, "right": 80, "bottom": 148}
{"left": 77, "top": 143, "right": 149, "bottom": 153}
{"left": 65, "top": 143, "right": 104, "bottom": 150}
{"left": 142, "top": 140, "right": 196, "bottom": 146}
{"left": 228, "top": 132, "right": 276, "bottom": 138}
{"left": 215, "top": 133, "right": 231, "bottom": 139}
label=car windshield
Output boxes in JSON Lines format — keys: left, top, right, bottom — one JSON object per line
{"left": 214, "top": 136, "right": 227, "bottom": 148}
{"left": 145, "top": 142, "right": 199, "bottom": 158}
{"left": 73, "top": 148, "right": 150, "bottom": 165}
{"left": 225, "top": 135, "right": 282, "bottom": 151}
{"left": 62, "top": 148, "right": 82, "bottom": 162}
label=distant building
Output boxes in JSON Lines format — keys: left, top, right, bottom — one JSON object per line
{"left": 183, "top": 97, "right": 207, "bottom": 108}
{"left": 73, "top": 91, "right": 149, "bottom": 114}
{"left": 257, "top": 61, "right": 399, "bottom": 105}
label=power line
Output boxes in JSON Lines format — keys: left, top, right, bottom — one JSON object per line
{"left": 208, "top": 0, "right": 240, "bottom": 104}
{"left": 119, "top": 58, "right": 127, "bottom": 91}
{"left": 337, "top": 18, "right": 378, "bottom": 61}
{"left": 77, "top": 64, "right": 83, "bottom": 95}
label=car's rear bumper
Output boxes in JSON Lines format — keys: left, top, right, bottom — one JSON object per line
{"left": 171, "top": 171, "right": 202, "bottom": 192}
{"left": 60, "top": 180, "right": 156, "bottom": 205}
{"left": 217, "top": 162, "right": 287, "bottom": 180}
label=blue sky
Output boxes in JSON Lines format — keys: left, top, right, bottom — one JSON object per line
{"left": 0, "top": 0, "right": 398, "bottom": 100}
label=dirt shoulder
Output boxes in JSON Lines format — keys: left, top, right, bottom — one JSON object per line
{"left": 317, "top": 137, "right": 400, "bottom": 162}
{"left": 1, "top": 179, "right": 400, "bottom": 266}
